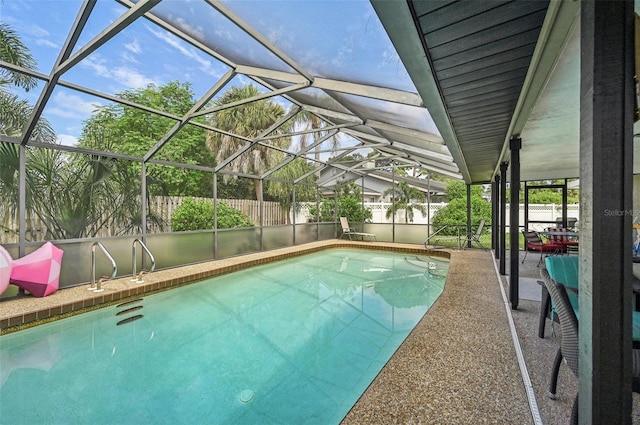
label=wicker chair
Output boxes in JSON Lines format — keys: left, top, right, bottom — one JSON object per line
{"left": 540, "top": 269, "right": 640, "bottom": 424}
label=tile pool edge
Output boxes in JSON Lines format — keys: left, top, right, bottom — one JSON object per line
{"left": 0, "top": 240, "right": 450, "bottom": 334}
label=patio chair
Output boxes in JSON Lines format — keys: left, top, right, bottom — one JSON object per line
{"left": 428, "top": 225, "right": 462, "bottom": 249}
{"left": 538, "top": 256, "right": 579, "bottom": 338}
{"left": 460, "top": 220, "right": 487, "bottom": 250}
{"left": 544, "top": 227, "right": 579, "bottom": 253}
{"left": 521, "top": 230, "right": 563, "bottom": 267}
{"left": 339, "top": 217, "right": 376, "bottom": 241}
{"left": 540, "top": 268, "right": 640, "bottom": 425}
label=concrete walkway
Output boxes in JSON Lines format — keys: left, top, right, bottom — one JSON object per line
{"left": 343, "top": 248, "right": 532, "bottom": 424}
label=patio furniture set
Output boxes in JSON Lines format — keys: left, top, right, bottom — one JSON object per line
{"left": 522, "top": 228, "right": 579, "bottom": 267}
{"left": 539, "top": 256, "right": 640, "bottom": 424}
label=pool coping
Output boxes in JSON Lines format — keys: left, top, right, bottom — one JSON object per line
{"left": 0, "top": 240, "right": 449, "bottom": 334}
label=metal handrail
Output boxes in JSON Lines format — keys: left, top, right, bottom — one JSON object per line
{"left": 131, "top": 239, "right": 156, "bottom": 283}
{"left": 423, "top": 224, "right": 462, "bottom": 250}
{"left": 90, "top": 241, "right": 117, "bottom": 293}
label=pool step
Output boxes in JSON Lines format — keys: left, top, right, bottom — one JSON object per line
{"left": 115, "top": 298, "right": 144, "bottom": 326}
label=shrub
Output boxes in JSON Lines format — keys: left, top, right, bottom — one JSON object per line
{"left": 432, "top": 181, "right": 491, "bottom": 235}
{"left": 171, "top": 198, "right": 253, "bottom": 231}
{"left": 307, "top": 183, "right": 372, "bottom": 223}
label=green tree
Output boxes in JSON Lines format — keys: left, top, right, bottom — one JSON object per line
{"left": 383, "top": 181, "right": 427, "bottom": 223}
{"left": 205, "top": 84, "right": 291, "bottom": 201}
{"left": 0, "top": 23, "right": 56, "bottom": 142}
{"left": 265, "top": 158, "right": 316, "bottom": 224}
{"left": 308, "top": 183, "right": 372, "bottom": 223}
{"left": 444, "top": 180, "right": 484, "bottom": 201}
{"left": 432, "top": 180, "right": 491, "bottom": 235}
{"left": 291, "top": 109, "right": 341, "bottom": 162}
{"left": 0, "top": 23, "right": 64, "bottom": 240}
{"left": 22, "top": 149, "right": 159, "bottom": 239}
{"left": 171, "top": 197, "right": 253, "bottom": 231}
{"left": 79, "top": 81, "right": 214, "bottom": 197}
{"left": 520, "top": 180, "right": 579, "bottom": 204}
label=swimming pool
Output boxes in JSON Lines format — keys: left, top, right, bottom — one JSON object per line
{"left": 0, "top": 249, "right": 448, "bottom": 424}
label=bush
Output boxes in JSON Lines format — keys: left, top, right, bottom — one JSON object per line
{"left": 171, "top": 198, "right": 253, "bottom": 231}
{"left": 307, "top": 183, "right": 372, "bottom": 223}
{"left": 432, "top": 181, "right": 491, "bottom": 235}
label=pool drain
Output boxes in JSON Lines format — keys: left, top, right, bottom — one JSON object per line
{"left": 238, "top": 389, "right": 255, "bottom": 403}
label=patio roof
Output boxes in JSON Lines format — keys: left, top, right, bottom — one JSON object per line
{"left": 1, "top": 0, "right": 465, "bottom": 188}
{"left": 373, "top": 0, "right": 583, "bottom": 184}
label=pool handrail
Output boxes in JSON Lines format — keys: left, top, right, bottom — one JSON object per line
{"left": 131, "top": 239, "right": 156, "bottom": 283}
{"left": 90, "top": 241, "right": 117, "bottom": 292}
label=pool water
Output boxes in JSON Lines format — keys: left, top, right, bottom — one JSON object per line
{"left": 0, "top": 249, "right": 448, "bottom": 424}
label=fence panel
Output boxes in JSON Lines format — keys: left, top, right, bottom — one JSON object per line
{"left": 0, "top": 196, "right": 284, "bottom": 243}
{"left": 1, "top": 201, "right": 581, "bottom": 244}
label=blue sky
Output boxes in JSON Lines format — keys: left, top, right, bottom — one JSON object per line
{"left": 1, "top": 0, "right": 424, "bottom": 150}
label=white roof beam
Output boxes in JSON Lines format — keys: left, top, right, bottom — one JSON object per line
{"left": 313, "top": 78, "right": 423, "bottom": 107}
{"left": 117, "top": 0, "right": 236, "bottom": 69}
{"left": 57, "top": 0, "right": 161, "bottom": 75}
{"left": 235, "top": 65, "right": 309, "bottom": 85}
{"left": 259, "top": 123, "right": 352, "bottom": 141}
{"left": 300, "top": 105, "right": 364, "bottom": 125}
{"left": 194, "top": 82, "right": 309, "bottom": 117}
{"left": 365, "top": 119, "right": 443, "bottom": 145}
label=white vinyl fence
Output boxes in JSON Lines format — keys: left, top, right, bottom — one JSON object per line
{"left": 295, "top": 202, "right": 580, "bottom": 230}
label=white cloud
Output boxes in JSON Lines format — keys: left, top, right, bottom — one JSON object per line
{"left": 56, "top": 134, "right": 78, "bottom": 147}
{"left": 35, "top": 38, "right": 58, "bottom": 49}
{"left": 79, "top": 54, "right": 157, "bottom": 89}
{"left": 25, "top": 23, "right": 51, "bottom": 39}
{"left": 48, "top": 91, "right": 101, "bottom": 120}
{"left": 125, "top": 38, "right": 142, "bottom": 54}
{"left": 80, "top": 54, "right": 112, "bottom": 79}
{"left": 112, "top": 66, "right": 156, "bottom": 88}
{"left": 121, "top": 51, "right": 139, "bottom": 64}
{"left": 147, "top": 26, "right": 220, "bottom": 77}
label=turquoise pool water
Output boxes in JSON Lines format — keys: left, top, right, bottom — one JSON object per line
{"left": 0, "top": 249, "right": 448, "bottom": 424}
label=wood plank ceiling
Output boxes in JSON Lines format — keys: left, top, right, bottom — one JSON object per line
{"left": 408, "top": 0, "right": 550, "bottom": 183}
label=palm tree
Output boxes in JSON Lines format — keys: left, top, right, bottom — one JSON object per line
{"left": 290, "top": 108, "right": 341, "bottom": 162}
{"left": 0, "top": 23, "right": 55, "bottom": 141}
{"left": 383, "top": 181, "right": 427, "bottom": 223}
{"left": 205, "top": 84, "right": 291, "bottom": 201}
{"left": 0, "top": 23, "right": 57, "bottom": 241}
{"left": 265, "top": 158, "right": 316, "bottom": 223}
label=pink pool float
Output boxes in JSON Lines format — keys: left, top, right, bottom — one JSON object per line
{"left": 0, "top": 245, "right": 12, "bottom": 296}
{"left": 10, "top": 242, "right": 64, "bottom": 298}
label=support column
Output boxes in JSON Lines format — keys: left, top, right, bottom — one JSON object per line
{"left": 18, "top": 145, "right": 26, "bottom": 257}
{"left": 466, "top": 184, "right": 472, "bottom": 248}
{"left": 509, "top": 137, "right": 521, "bottom": 309}
{"left": 213, "top": 173, "right": 218, "bottom": 259}
{"left": 499, "top": 162, "right": 508, "bottom": 274}
{"left": 524, "top": 181, "right": 529, "bottom": 231}
{"left": 492, "top": 177, "right": 498, "bottom": 252}
{"left": 580, "top": 1, "right": 634, "bottom": 423}
{"left": 392, "top": 164, "right": 396, "bottom": 242}
{"left": 292, "top": 184, "right": 297, "bottom": 245}
{"left": 427, "top": 173, "right": 432, "bottom": 240}
{"left": 259, "top": 178, "right": 264, "bottom": 251}
{"left": 562, "top": 179, "right": 568, "bottom": 228}
{"left": 141, "top": 163, "right": 147, "bottom": 238}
